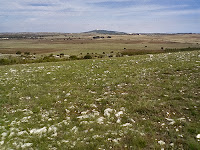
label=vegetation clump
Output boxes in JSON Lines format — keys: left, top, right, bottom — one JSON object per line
{"left": 16, "top": 51, "right": 22, "bottom": 55}
{"left": 83, "top": 54, "right": 92, "bottom": 59}
{"left": 69, "top": 55, "right": 78, "bottom": 60}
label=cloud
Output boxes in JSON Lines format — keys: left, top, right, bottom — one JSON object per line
{"left": 0, "top": 0, "right": 199, "bottom": 32}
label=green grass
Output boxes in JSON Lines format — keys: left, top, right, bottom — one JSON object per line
{"left": 0, "top": 51, "right": 199, "bottom": 149}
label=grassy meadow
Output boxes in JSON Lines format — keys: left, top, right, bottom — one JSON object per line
{"left": 0, "top": 51, "right": 199, "bottom": 149}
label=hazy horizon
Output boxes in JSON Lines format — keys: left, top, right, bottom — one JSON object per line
{"left": 0, "top": 0, "right": 200, "bottom": 33}
{"left": 0, "top": 30, "right": 200, "bottom": 34}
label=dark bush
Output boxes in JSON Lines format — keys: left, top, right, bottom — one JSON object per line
{"left": 69, "top": 55, "right": 78, "bottom": 60}
{"left": 0, "top": 59, "right": 10, "bottom": 65}
{"left": 24, "top": 52, "right": 30, "bottom": 55}
{"left": 60, "top": 53, "right": 64, "bottom": 57}
{"left": 16, "top": 51, "right": 22, "bottom": 55}
{"left": 84, "top": 55, "right": 92, "bottom": 59}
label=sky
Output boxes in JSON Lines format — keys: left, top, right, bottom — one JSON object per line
{"left": 0, "top": 0, "right": 200, "bottom": 33}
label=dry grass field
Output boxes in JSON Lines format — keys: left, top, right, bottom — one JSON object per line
{"left": 0, "top": 33, "right": 200, "bottom": 56}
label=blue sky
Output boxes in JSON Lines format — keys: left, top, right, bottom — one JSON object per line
{"left": 0, "top": 0, "right": 200, "bottom": 33}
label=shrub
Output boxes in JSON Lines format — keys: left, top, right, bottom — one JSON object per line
{"left": 84, "top": 55, "right": 92, "bottom": 59}
{"left": 116, "top": 53, "right": 122, "bottom": 57}
{"left": 49, "top": 54, "right": 54, "bottom": 57}
{"left": 16, "top": 51, "right": 22, "bottom": 55}
{"left": 69, "top": 55, "right": 78, "bottom": 60}
{"left": 24, "top": 52, "right": 30, "bottom": 55}
{"left": 0, "top": 59, "right": 10, "bottom": 65}
{"left": 60, "top": 53, "right": 64, "bottom": 57}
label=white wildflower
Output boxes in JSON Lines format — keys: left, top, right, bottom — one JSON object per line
{"left": 177, "top": 118, "right": 186, "bottom": 122}
{"left": 62, "top": 140, "right": 69, "bottom": 143}
{"left": 0, "top": 141, "right": 4, "bottom": 145}
{"left": 77, "top": 114, "right": 89, "bottom": 119}
{"left": 122, "top": 123, "right": 132, "bottom": 127}
{"left": 104, "top": 108, "right": 114, "bottom": 117}
{"left": 197, "top": 134, "right": 200, "bottom": 139}
{"left": 97, "top": 117, "right": 104, "bottom": 124}
{"left": 66, "top": 93, "right": 71, "bottom": 97}
{"left": 92, "top": 110, "right": 100, "bottom": 116}
{"left": 93, "top": 135, "right": 100, "bottom": 139}
{"left": 131, "top": 119, "right": 136, "bottom": 123}
{"left": 1, "top": 132, "right": 7, "bottom": 138}
{"left": 48, "top": 126, "right": 57, "bottom": 133}
{"left": 121, "top": 92, "right": 128, "bottom": 95}
{"left": 51, "top": 132, "right": 58, "bottom": 137}
{"left": 18, "top": 131, "right": 28, "bottom": 136}
{"left": 104, "top": 70, "right": 110, "bottom": 74}
{"left": 178, "top": 134, "right": 183, "bottom": 138}
{"left": 21, "top": 143, "right": 33, "bottom": 148}
{"left": 80, "top": 121, "right": 89, "bottom": 124}
{"left": 116, "top": 118, "right": 121, "bottom": 123}
{"left": 30, "top": 127, "right": 47, "bottom": 135}
{"left": 115, "top": 111, "right": 123, "bottom": 118}
{"left": 90, "top": 104, "right": 97, "bottom": 108}
{"left": 72, "top": 126, "right": 78, "bottom": 133}
{"left": 48, "top": 118, "right": 52, "bottom": 121}
{"left": 65, "top": 109, "right": 70, "bottom": 113}
{"left": 9, "top": 132, "right": 15, "bottom": 137}
{"left": 158, "top": 140, "right": 165, "bottom": 145}
{"left": 81, "top": 110, "right": 89, "bottom": 115}
{"left": 166, "top": 118, "right": 175, "bottom": 125}
{"left": 113, "top": 138, "right": 120, "bottom": 144}
{"left": 21, "top": 116, "right": 31, "bottom": 122}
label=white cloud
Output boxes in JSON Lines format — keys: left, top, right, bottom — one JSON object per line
{"left": 0, "top": 0, "right": 199, "bottom": 32}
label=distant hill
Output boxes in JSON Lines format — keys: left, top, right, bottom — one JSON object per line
{"left": 84, "top": 30, "right": 127, "bottom": 35}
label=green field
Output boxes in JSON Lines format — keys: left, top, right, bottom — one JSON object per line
{"left": 0, "top": 51, "right": 199, "bottom": 149}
